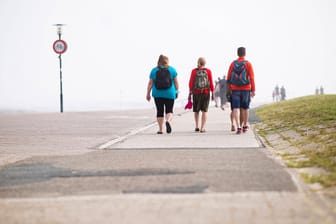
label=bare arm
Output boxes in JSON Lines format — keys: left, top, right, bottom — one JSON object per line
{"left": 146, "top": 79, "right": 153, "bottom": 101}
{"left": 174, "top": 77, "right": 179, "bottom": 98}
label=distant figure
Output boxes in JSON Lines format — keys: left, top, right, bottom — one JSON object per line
{"left": 214, "top": 78, "right": 221, "bottom": 107}
{"left": 320, "top": 86, "right": 324, "bottom": 94}
{"left": 188, "top": 57, "right": 214, "bottom": 133}
{"left": 146, "top": 54, "right": 179, "bottom": 134}
{"left": 227, "top": 47, "right": 255, "bottom": 134}
{"left": 272, "top": 90, "right": 276, "bottom": 102}
{"left": 315, "top": 87, "right": 319, "bottom": 95}
{"left": 219, "top": 75, "right": 228, "bottom": 110}
{"left": 274, "top": 85, "right": 280, "bottom": 102}
{"left": 280, "top": 85, "right": 286, "bottom": 101}
{"left": 226, "top": 84, "right": 234, "bottom": 131}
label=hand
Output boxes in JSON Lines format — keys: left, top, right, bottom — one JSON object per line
{"left": 146, "top": 94, "right": 151, "bottom": 102}
{"left": 188, "top": 93, "right": 192, "bottom": 101}
{"left": 251, "top": 91, "right": 255, "bottom": 98}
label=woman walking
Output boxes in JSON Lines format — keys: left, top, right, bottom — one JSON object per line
{"left": 146, "top": 55, "right": 179, "bottom": 134}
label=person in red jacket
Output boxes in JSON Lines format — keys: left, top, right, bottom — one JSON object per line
{"left": 227, "top": 47, "right": 255, "bottom": 134}
{"left": 188, "top": 57, "right": 214, "bottom": 132}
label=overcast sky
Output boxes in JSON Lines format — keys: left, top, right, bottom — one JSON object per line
{"left": 0, "top": 0, "right": 335, "bottom": 112}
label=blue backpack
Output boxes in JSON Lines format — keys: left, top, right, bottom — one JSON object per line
{"left": 229, "top": 60, "right": 250, "bottom": 86}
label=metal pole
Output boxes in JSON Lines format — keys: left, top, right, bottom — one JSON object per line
{"left": 58, "top": 33, "right": 63, "bottom": 113}
{"left": 59, "top": 54, "right": 63, "bottom": 113}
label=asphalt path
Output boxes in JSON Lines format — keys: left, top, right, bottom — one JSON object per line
{"left": 0, "top": 105, "right": 295, "bottom": 196}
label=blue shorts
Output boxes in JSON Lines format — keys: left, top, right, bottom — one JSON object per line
{"left": 231, "top": 90, "right": 251, "bottom": 109}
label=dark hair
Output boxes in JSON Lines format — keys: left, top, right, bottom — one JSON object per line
{"left": 237, "top": 47, "right": 246, "bottom": 57}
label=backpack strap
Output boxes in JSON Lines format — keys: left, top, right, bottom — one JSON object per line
{"left": 234, "top": 60, "right": 247, "bottom": 64}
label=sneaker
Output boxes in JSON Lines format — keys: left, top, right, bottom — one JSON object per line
{"left": 231, "top": 125, "right": 236, "bottom": 132}
{"left": 195, "top": 128, "right": 200, "bottom": 132}
{"left": 166, "top": 121, "right": 172, "bottom": 133}
{"left": 236, "top": 128, "right": 242, "bottom": 134}
{"left": 243, "top": 126, "right": 249, "bottom": 133}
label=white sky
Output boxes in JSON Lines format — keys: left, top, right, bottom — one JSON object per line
{"left": 0, "top": 0, "right": 335, "bottom": 112}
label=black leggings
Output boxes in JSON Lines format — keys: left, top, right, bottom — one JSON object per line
{"left": 154, "top": 98, "right": 175, "bottom": 117}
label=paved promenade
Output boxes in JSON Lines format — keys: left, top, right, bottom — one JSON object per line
{"left": 0, "top": 106, "right": 335, "bottom": 223}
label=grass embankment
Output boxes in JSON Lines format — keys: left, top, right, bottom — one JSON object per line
{"left": 254, "top": 95, "right": 336, "bottom": 191}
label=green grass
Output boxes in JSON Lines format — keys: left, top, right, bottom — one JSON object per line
{"left": 301, "top": 173, "right": 336, "bottom": 188}
{"left": 255, "top": 95, "right": 336, "bottom": 188}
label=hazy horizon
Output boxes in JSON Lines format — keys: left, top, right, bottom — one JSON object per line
{"left": 1, "top": 0, "right": 335, "bottom": 112}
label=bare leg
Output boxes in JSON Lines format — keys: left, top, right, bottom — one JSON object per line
{"left": 157, "top": 117, "right": 164, "bottom": 133}
{"left": 165, "top": 112, "right": 173, "bottom": 123}
{"left": 239, "top": 108, "right": 244, "bottom": 127}
{"left": 241, "top": 108, "right": 250, "bottom": 133}
{"left": 200, "top": 112, "right": 207, "bottom": 132}
{"left": 241, "top": 109, "right": 249, "bottom": 127}
{"left": 232, "top": 108, "right": 241, "bottom": 133}
{"left": 194, "top": 112, "right": 200, "bottom": 129}
{"left": 230, "top": 111, "right": 235, "bottom": 131}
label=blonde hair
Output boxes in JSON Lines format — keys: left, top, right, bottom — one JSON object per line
{"left": 197, "top": 57, "right": 206, "bottom": 67}
{"left": 157, "top": 54, "right": 169, "bottom": 67}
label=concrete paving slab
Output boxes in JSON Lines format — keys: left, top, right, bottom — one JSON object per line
{"left": 103, "top": 107, "right": 261, "bottom": 149}
{"left": 0, "top": 192, "right": 333, "bottom": 224}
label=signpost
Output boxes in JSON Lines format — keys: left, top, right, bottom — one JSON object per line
{"left": 52, "top": 24, "right": 67, "bottom": 113}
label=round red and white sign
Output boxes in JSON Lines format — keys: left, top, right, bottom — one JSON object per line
{"left": 53, "top": 39, "right": 67, "bottom": 54}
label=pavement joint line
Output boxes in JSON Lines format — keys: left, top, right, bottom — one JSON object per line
{"left": 97, "top": 110, "right": 190, "bottom": 150}
{"left": 0, "top": 191, "right": 302, "bottom": 202}
{"left": 97, "top": 122, "right": 157, "bottom": 150}
{"left": 104, "top": 147, "right": 263, "bottom": 151}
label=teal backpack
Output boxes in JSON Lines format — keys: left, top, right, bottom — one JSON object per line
{"left": 229, "top": 60, "right": 250, "bottom": 86}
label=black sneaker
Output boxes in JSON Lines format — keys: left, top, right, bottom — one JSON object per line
{"left": 166, "top": 121, "right": 172, "bottom": 133}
